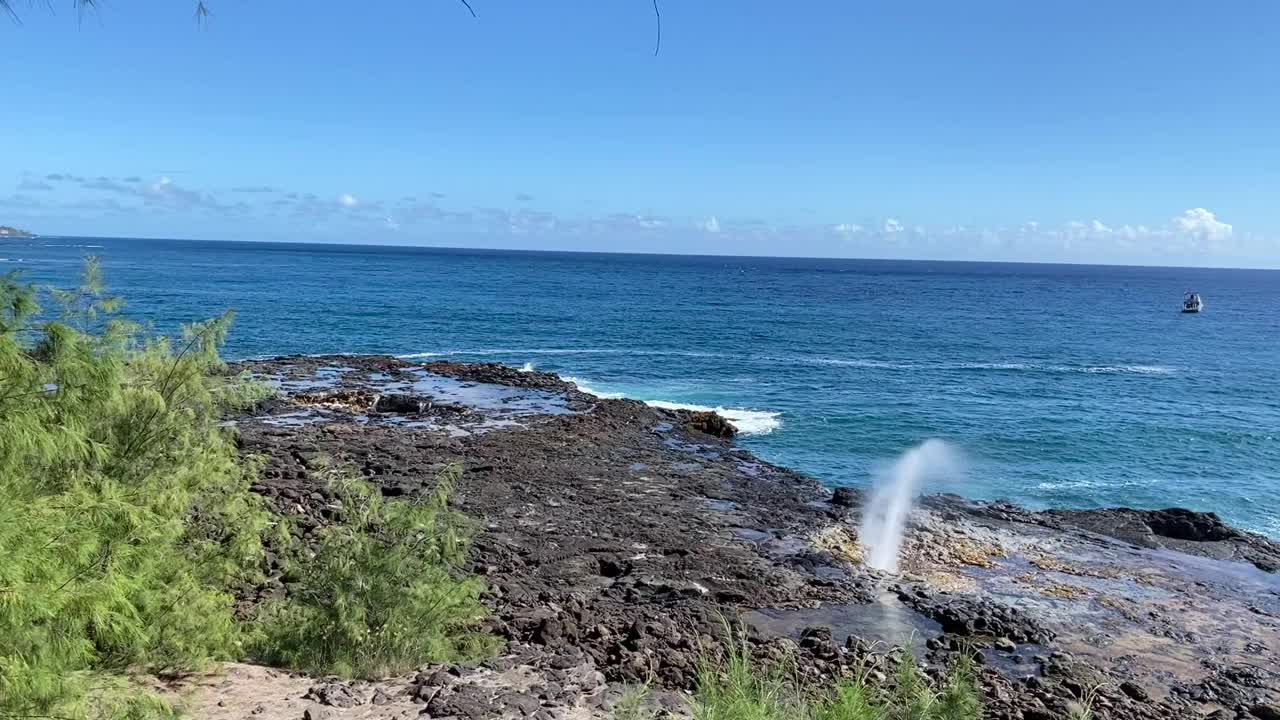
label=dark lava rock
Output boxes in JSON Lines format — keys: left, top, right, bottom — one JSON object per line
{"left": 422, "top": 360, "right": 577, "bottom": 392}
{"left": 302, "top": 708, "right": 333, "bottom": 720}
{"left": 831, "top": 486, "right": 858, "bottom": 508}
{"left": 497, "top": 691, "right": 542, "bottom": 716}
{"left": 1252, "top": 704, "right": 1280, "bottom": 720}
{"left": 1039, "top": 507, "right": 1280, "bottom": 572}
{"left": 905, "top": 595, "right": 1053, "bottom": 645}
{"left": 1145, "top": 508, "right": 1241, "bottom": 542}
{"left": 798, "top": 626, "right": 839, "bottom": 660}
{"left": 374, "top": 393, "right": 423, "bottom": 414}
{"left": 1119, "top": 680, "right": 1150, "bottom": 702}
{"left": 688, "top": 410, "right": 737, "bottom": 438}
{"left": 304, "top": 683, "right": 360, "bottom": 708}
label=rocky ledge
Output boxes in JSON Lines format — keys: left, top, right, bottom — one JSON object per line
{"left": 191, "top": 355, "right": 1278, "bottom": 720}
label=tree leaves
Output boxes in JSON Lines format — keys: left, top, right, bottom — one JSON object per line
{"left": 0, "top": 264, "right": 271, "bottom": 718}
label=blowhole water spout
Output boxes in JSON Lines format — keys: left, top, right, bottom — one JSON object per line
{"left": 859, "top": 439, "right": 961, "bottom": 573}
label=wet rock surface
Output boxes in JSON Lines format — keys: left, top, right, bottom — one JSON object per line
{"left": 1039, "top": 507, "right": 1280, "bottom": 573}
{"left": 229, "top": 355, "right": 1280, "bottom": 720}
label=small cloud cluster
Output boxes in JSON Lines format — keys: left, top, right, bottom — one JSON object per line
{"left": 1174, "top": 208, "right": 1233, "bottom": 243}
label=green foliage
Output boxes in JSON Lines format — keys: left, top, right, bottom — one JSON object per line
{"left": 0, "top": 261, "right": 272, "bottom": 719}
{"left": 812, "top": 678, "right": 882, "bottom": 720}
{"left": 693, "top": 631, "right": 798, "bottom": 720}
{"left": 612, "top": 683, "right": 660, "bottom": 720}
{"left": 2, "top": 261, "right": 496, "bottom": 713}
{"left": 254, "top": 465, "right": 495, "bottom": 679}
{"left": 930, "top": 655, "right": 981, "bottom": 720}
{"left": 691, "top": 633, "right": 981, "bottom": 720}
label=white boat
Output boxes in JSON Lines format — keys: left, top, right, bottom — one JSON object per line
{"left": 1182, "top": 291, "right": 1203, "bottom": 313}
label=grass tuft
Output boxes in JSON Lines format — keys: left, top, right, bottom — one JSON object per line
{"left": 691, "top": 625, "right": 981, "bottom": 720}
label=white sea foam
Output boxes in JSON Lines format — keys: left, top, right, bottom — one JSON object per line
{"left": 643, "top": 400, "right": 782, "bottom": 436}
{"left": 949, "top": 362, "right": 1033, "bottom": 371}
{"left": 1074, "top": 364, "right": 1175, "bottom": 375}
{"left": 518, "top": 362, "right": 536, "bottom": 373}
{"left": 395, "top": 348, "right": 1175, "bottom": 378}
{"left": 801, "top": 356, "right": 908, "bottom": 369}
{"left": 396, "top": 347, "right": 719, "bottom": 359}
{"left": 559, "top": 376, "right": 626, "bottom": 400}
{"left": 558, "top": 376, "right": 781, "bottom": 435}
{"left": 809, "top": 358, "right": 1175, "bottom": 375}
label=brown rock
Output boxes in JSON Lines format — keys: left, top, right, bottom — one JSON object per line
{"left": 688, "top": 410, "right": 736, "bottom": 438}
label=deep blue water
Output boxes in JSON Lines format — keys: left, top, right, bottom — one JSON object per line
{"left": 5, "top": 237, "right": 1279, "bottom": 537}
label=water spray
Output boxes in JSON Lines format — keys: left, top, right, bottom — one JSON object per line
{"left": 859, "top": 439, "right": 961, "bottom": 573}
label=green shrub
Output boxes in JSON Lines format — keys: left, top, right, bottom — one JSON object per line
{"left": 254, "top": 465, "right": 495, "bottom": 678}
{"left": 0, "top": 261, "right": 274, "bottom": 718}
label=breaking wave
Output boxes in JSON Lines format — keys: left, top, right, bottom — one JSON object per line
{"left": 558, "top": 376, "right": 625, "bottom": 400}
{"left": 559, "top": 376, "right": 781, "bottom": 436}
{"left": 643, "top": 400, "right": 783, "bottom": 436}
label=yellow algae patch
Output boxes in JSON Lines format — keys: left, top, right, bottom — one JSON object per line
{"left": 1012, "top": 572, "right": 1089, "bottom": 599}
{"left": 921, "top": 571, "right": 979, "bottom": 594}
{"left": 810, "top": 525, "right": 865, "bottom": 565}
{"left": 901, "top": 529, "right": 1006, "bottom": 570}
{"left": 1029, "top": 553, "right": 1122, "bottom": 579}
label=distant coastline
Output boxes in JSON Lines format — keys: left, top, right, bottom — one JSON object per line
{"left": 0, "top": 225, "right": 35, "bottom": 239}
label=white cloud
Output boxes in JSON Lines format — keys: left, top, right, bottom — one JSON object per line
{"left": 1174, "top": 208, "right": 1232, "bottom": 242}
{"left": 19, "top": 167, "right": 1269, "bottom": 266}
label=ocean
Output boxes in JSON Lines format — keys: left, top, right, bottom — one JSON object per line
{"left": 5, "top": 237, "right": 1279, "bottom": 538}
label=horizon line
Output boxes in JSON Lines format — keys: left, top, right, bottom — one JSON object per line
{"left": 21, "top": 231, "right": 1280, "bottom": 272}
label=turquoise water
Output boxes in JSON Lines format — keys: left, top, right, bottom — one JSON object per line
{"left": 6, "top": 237, "right": 1279, "bottom": 537}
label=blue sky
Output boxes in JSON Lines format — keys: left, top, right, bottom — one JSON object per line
{"left": 2, "top": 0, "right": 1278, "bottom": 266}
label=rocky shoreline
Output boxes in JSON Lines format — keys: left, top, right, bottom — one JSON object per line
{"left": 189, "top": 354, "right": 1279, "bottom": 720}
